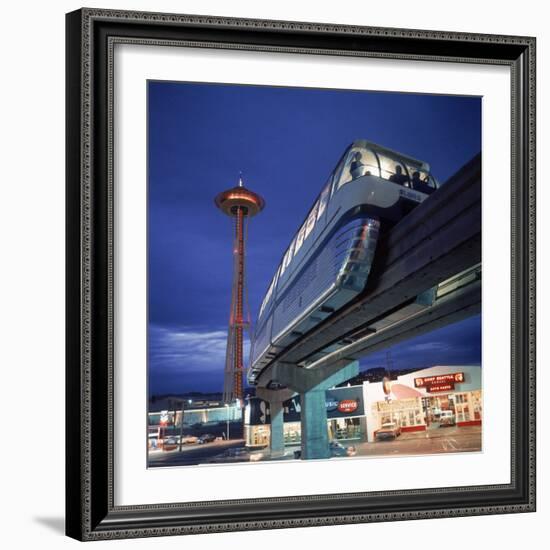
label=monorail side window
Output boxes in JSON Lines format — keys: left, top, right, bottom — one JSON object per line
{"left": 421, "top": 175, "right": 437, "bottom": 194}
{"left": 280, "top": 239, "right": 296, "bottom": 275}
{"left": 259, "top": 282, "right": 273, "bottom": 318}
{"left": 294, "top": 222, "right": 307, "bottom": 254}
{"left": 337, "top": 147, "right": 380, "bottom": 189}
{"left": 330, "top": 153, "right": 348, "bottom": 197}
{"left": 378, "top": 154, "right": 409, "bottom": 186}
{"left": 408, "top": 167, "right": 437, "bottom": 194}
{"left": 295, "top": 200, "right": 319, "bottom": 255}
{"left": 304, "top": 202, "right": 318, "bottom": 239}
{"left": 349, "top": 148, "right": 379, "bottom": 180}
{"left": 316, "top": 181, "right": 331, "bottom": 221}
{"left": 259, "top": 268, "right": 280, "bottom": 317}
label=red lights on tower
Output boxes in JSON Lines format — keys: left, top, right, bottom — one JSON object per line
{"left": 215, "top": 176, "right": 265, "bottom": 405}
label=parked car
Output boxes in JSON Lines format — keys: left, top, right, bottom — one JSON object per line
{"left": 293, "top": 441, "right": 357, "bottom": 459}
{"left": 180, "top": 435, "right": 198, "bottom": 444}
{"left": 206, "top": 447, "right": 265, "bottom": 463}
{"left": 375, "top": 422, "right": 402, "bottom": 441}
{"left": 162, "top": 436, "right": 179, "bottom": 450}
{"left": 329, "top": 441, "right": 357, "bottom": 457}
{"left": 197, "top": 433, "right": 216, "bottom": 444}
{"left": 439, "top": 410, "right": 456, "bottom": 426}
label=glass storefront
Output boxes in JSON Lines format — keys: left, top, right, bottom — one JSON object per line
{"left": 149, "top": 404, "right": 241, "bottom": 429}
{"left": 245, "top": 385, "right": 367, "bottom": 447}
{"left": 246, "top": 417, "right": 366, "bottom": 447}
{"left": 373, "top": 397, "right": 426, "bottom": 430}
{"left": 328, "top": 417, "right": 365, "bottom": 441}
{"left": 245, "top": 425, "right": 269, "bottom": 447}
{"left": 452, "top": 390, "right": 483, "bottom": 423}
{"left": 370, "top": 390, "right": 483, "bottom": 438}
{"left": 284, "top": 422, "right": 301, "bottom": 445}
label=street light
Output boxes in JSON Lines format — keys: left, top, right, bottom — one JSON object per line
{"left": 178, "top": 398, "right": 193, "bottom": 452}
{"left": 235, "top": 398, "right": 242, "bottom": 442}
{"left": 224, "top": 403, "right": 230, "bottom": 440}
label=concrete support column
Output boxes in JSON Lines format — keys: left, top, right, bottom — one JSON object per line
{"left": 255, "top": 387, "right": 295, "bottom": 458}
{"left": 257, "top": 359, "right": 359, "bottom": 460}
{"left": 301, "top": 389, "right": 330, "bottom": 459}
{"left": 269, "top": 400, "right": 285, "bottom": 458}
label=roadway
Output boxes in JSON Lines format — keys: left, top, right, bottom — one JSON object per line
{"left": 148, "top": 427, "right": 481, "bottom": 466}
{"left": 148, "top": 439, "right": 245, "bottom": 467}
{"left": 355, "top": 425, "right": 481, "bottom": 457}
{"left": 289, "top": 425, "right": 481, "bottom": 459}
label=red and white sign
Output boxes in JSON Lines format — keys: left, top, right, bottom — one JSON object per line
{"left": 426, "top": 382, "right": 455, "bottom": 393}
{"left": 414, "top": 372, "right": 464, "bottom": 388}
{"left": 159, "top": 410, "right": 170, "bottom": 426}
{"left": 337, "top": 399, "right": 358, "bottom": 414}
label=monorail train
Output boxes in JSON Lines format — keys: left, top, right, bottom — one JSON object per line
{"left": 248, "top": 140, "right": 439, "bottom": 385}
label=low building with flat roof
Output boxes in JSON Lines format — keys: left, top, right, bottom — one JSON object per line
{"left": 363, "top": 365, "right": 482, "bottom": 442}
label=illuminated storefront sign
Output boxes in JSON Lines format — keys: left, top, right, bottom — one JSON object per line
{"left": 374, "top": 397, "right": 420, "bottom": 413}
{"left": 427, "top": 382, "right": 454, "bottom": 393}
{"left": 337, "top": 399, "right": 359, "bottom": 413}
{"left": 414, "top": 372, "right": 465, "bottom": 393}
{"left": 247, "top": 386, "right": 364, "bottom": 426}
{"left": 159, "top": 410, "right": 170, "bottom": 426}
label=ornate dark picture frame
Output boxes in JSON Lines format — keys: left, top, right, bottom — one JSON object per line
{"left": 66, "top": 8, "right": 536, "bottom": 541}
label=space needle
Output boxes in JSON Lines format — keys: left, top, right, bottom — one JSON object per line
{"left": 215, "top": 176, "right": 265, "bottom": 405}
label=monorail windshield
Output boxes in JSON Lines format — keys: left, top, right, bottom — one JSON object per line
{"left": 335, "top": 143, "right": 437, "bottom": 194}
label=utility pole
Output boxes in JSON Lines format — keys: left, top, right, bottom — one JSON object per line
{"left": 225, "top": 403, "right": 230, "bottom": 440}
{"left": 178, "top": 400, "right": 185, "bottom": 452}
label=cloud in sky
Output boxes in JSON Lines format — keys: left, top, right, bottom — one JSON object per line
{"left": 149, "top": 325, "right": 227, "bottom": 372}
{"left": 406, "top": 342, "right": 452, "bottom": 353}
{"left": 148, "top": 314, "right": 481, "bottom": 395}
{"left": 148, "top": 325, "right": 250, "bottom": 395}
{"left": 359, "top": 314, "right": 481, "bottom": 373}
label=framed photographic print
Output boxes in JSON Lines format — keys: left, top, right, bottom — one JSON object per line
{"left": 65, "top": 8, "right": 536, "bottom": 541}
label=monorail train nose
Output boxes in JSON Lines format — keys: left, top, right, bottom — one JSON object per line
{"left": 338, "top": 218, "right": 380, "bottom": 291}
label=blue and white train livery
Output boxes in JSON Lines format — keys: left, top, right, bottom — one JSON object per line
{"left": 248, "top": 140, "right": 439, "bottom": 384}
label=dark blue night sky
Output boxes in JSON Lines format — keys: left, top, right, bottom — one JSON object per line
{"left": 148, "top": 81, "right": 481, "bottom": 395}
